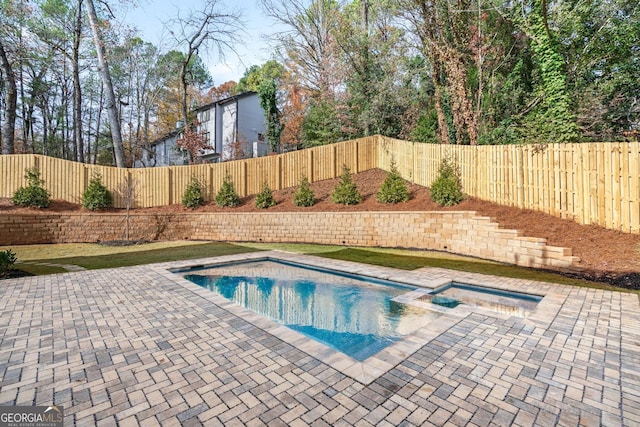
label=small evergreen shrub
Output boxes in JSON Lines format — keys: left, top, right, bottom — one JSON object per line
{"left": 12, "top": 167, "right": 51, "bottom": 208}
{"left": 293, "top": 176, "right": 315, "bottom": 207}
{"left": 0, "top": 249, "right": 17, "bottom": 277}
{"left": 430, "top": 156, "right": 465, "bottom": 206}
{"left": 215, "top": 174, "right": 240, "bottom": 207}
{"left": 182, "top": 177, "right": 205, "bottom": 209}
{"left": 331, "top": 165, "right": 362, "bottom": 205}
{"left": 377, "top": 162, "right": 409, "bottom": 204}
{"left": 255, "top": 182, "right": 276, "bottom": 209}
{"left": 82, "top": 173, "right": 113, "bottom": 210}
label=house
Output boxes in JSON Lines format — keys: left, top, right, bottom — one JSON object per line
{"left": 140, "top": 92, "right": 269, "bottom": 167}
{"left": 196, "top": 91, "right": 269, "bottom": 162}
{"left": 141, "top": 129, "right": 187, "bottom": 167}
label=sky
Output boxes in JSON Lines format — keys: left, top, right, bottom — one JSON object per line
{"left": 119, "top": 0, "right": 282, "bottom": 86}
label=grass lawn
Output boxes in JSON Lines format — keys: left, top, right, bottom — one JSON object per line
{"left": 3, "top": 240, "right": 635, "bottom": 297}
{"left": 5, "top": 241, "right": 259, "bottom": 274}
{"left": 241, "top": 243, "right": 631, "bottom": 292}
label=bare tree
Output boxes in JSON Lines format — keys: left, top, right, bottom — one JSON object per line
{"left": 32, "top": 0, "right": 87, "bottom": 161}
{"left": 259, "top": 0, "right": 344, "bottom": 99}
{"left": 166, "top": 1, "right": 245, "bottom": 127}
{"left": 85, "top": 0, "right": 126, "bottom": 167}
{"left": 72, "top": 0, "right": 85, "bottom": 162}
{"left": 117, "top": 174, "right": 138, "bottom": 241}
{"left": 402, "top": 0, "right": 479, "bottom": 145}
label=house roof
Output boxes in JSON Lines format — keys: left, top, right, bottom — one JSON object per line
{"left": 194, "top": 91, "right": 257, "bottom": 112}
{"left": 149, "top": 128, "right": 182, "bottom": 146}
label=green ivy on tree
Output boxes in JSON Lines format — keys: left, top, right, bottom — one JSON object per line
{"left": 516, "top": 0, "right": 579, "bottom": 142}
{"left": 258, "top": 79, "right": 283, "bottom": 153}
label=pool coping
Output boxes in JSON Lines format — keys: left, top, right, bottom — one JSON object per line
{"left": 155, "top": 250, "right": 568, "bottom": 385}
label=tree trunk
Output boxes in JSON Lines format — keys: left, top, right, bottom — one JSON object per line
{"left": 93, "top": 85, "right": 104, "bottom": 164}
{"left": 181, "top": 63, "right": 189, "bottom": 127}
{"left": 85, "top": 0, "right": 126, "bottom": 167}
{"left": 432, "top": 64, "right": 451, "bottom": 144}
{"left": 40, "top": 101, "right": 48, "bottom": 156}
{"left": 0, "top": 40, "right": 17, "bottom": 154}
{"left": 73, "top": 0, "right": 85, "bottom": 162}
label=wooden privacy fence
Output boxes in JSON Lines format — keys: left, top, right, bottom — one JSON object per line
{"left": 378, "top": 137, "right": 640, "bottom": 234}
{"left": 0, "top": 137, "right": 379, "bottom": 210}
{"left": 1, "top": 135, "right": 639, "bottom": 234}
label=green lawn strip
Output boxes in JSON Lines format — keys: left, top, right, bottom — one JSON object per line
{"left": 227, "top": 243, "right": 637, "bottom": 293}
{"left": 0, "top": 240, "right": 214, "bottom": 261}
{"left": 9, "top": 241, "right": 636, "bottom": 296}
{"left": 32, "top": 242, "right": 261, "bottom": 270}
{"left": 236, "top": 242, "right": 349, "bottom": 254}
{"left": 317, "top": 248, "right": 627, "bottom": 290}
{"left": 12, "top": 264, "right": 68, "bottom": 276}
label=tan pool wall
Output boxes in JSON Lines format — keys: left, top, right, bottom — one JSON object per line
{"left": 0, "top": 212, "right": 581, "bottom": 272}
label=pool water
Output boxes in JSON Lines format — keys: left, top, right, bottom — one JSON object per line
{"left": 182, "top": 260, "right": 440, "bottom": 361}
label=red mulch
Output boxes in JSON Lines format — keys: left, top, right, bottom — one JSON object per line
{"left": 2, "top": 168, "right": 638, "bottom": 287}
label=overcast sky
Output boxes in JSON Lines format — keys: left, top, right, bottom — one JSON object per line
{"left": 120, "top": 0, "right": 281, "bottom": 86}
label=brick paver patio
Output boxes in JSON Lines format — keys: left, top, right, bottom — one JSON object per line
{"left": 1, "top": 251, "right": 638, "bottom": 426}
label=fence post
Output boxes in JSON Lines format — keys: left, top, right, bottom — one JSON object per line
{"left": 241, "top": 161, "right": 247, "bottom": 197}
{"left": 354, "top": 140, "right": 359, "bottom": 173}
{"left": 277, "top": 156, "right": 282, "bottom": 190}
{"left": 412, "top": 141, "right": 417, "bottom": 184}
{"left": 332, "top": 145, "right": 337, "bottom": 178}
{"left": 167, "top": 168, "right": 173, "bottom": 205}
{"left": 307, "top": 150, "right": 314, "bottom": 183}
{"left": 208, "top": 165, "right": 214, "bottom": 201}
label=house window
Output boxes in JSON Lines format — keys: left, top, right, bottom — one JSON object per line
{"left": 203, "top": 132, "right": 212, "bottom": 149}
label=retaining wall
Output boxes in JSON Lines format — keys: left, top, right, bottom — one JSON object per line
{"left": 0, "top": 212, "right": 581, "bottom": 273}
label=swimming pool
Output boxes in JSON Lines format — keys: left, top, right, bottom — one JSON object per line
{"left": 181, "top": 259, "right": 441, "bottom": 361}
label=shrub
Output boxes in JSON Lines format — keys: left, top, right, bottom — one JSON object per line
{"left": 82, "top": 173, "right": 113, "bottom": 210}
{"left": 215, "top": 174, "right": 240, "bottom": 207}
{"left": 0, "top": 249, "right": 17, "bottom": 277}
{"left": 182, "top": 177, "right": 205, "bottom": 209}
{"left": 377, "top": 162, "right": 409, "bottom": 204}
{"left": 255, "top": 182, "right": 276, "bottom": 209}
{"left": 12, "top": 167, "right": 51, "bottom": 208}
{"left": 293, "top": 176, "right": 315, "bottom": 207}
{"left": 430, "top": 156, "right": 465, "bottom": 206}
{"left": 331, "top": 165, "right": 362, "bottom": 205}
